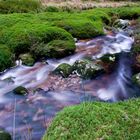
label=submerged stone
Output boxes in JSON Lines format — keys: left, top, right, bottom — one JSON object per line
{"left": 53, "top": 63, "right": 73, "bottom": 78}
{"left": 13, "top": 86, "right": 28, "bottom": 95}
{"left": 72, "top": 59, "right": 104, "bottom": 79}
{"left": 0, "top": 130, "right": 12, "bottom": 140}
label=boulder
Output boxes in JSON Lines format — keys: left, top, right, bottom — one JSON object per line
{"left": 19, "top": 53, "right": 35, "bottom": 66}
{"left": 72, "top": 59, "right": 104, "bottom": 79}
{"left": 53, "top": 63, "right": 73, "bottom": 78}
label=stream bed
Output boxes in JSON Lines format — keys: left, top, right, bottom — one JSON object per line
{"left": 0, "top": 21, "right": 140, "bottom": 139}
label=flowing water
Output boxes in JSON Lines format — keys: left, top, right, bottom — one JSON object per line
{"left": 0, "top": 22, "right": 139, "bottom": 139}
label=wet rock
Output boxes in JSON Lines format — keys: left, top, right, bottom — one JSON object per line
{"left": 0, "top": 130, "right": 12, "bottom": 140}
{"left": 132, "top": 73, "right": 140, "bottom": 86}
{"left": 13, "top": 86, "right": 28, "bottom": 95}
{"left": 99, "top": 54, "right": 119, "bottom": 73}
{"left": 19, "top": 53, "right": 35, "bottom": 66}
{"left": 113, "top": 19, "right": 130, "bottom": 30}
{"left": 72, "top": 59, "right": 104, "bottom": 79}
{"left": 53, "top": 63, "right": 73, "bottom": 78}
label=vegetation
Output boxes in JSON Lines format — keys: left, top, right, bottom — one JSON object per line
{"left": 0, "top": 5, "right": 140, "bottom": 72}
{"left": 0, "top": 0, "right": 41, "bottom": 14}
{"left": 53, "top": 63, "right": 73, "bottom": 78}
{"left": 19, "top": 53, "right": 35, "bottom": 66}
{"left": 43, "top": 98, "right": 140, "bottom": 140}
{"left": 0, "top": 44, "right": 13, "bottom": 72}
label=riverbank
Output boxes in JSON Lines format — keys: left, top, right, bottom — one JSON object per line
{"left": 43, "top": 98, "right": 140, "bottom": 140}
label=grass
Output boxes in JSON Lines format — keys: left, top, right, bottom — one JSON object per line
{"left": 0, "top": 0, "right": 41, "bottom": 14}
{"left": 43, "top": 98, "right": 140, "bottom": 140}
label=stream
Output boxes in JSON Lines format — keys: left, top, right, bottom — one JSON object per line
{"left": 0, "top": 20, "right": 140, "bottom": 140}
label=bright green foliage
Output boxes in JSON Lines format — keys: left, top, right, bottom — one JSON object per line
{"left": 0, "top": 44, "right": 14, "bottom": 72}
{"left": 43, "top": 98, "right": 140, "bottom": 140}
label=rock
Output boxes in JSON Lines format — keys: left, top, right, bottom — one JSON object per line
{"left": 132, "top": 73, "right": 140, "bottom": 86}
{"left": 72, "top": 59, "right": 104, "bottom": 79}
{"left": 0, "top": 130, "right": 12, "bottom": 140}
{"left": 19, "top": 53, "right": 35, "bottom": 66}
{"left": 99, "top": 54, "right": 119, "bottom": 73}
{"left": 31, "top": 40, "right": 76, "bottom": 59}
{"left": 53, "top": 63, "right": 73, "bottom": 78}
{"left": 13, "top": 86, "right": 28, "bottom": 95}
{"left": 113, "top": 19, "right": 130, "bottom": 30}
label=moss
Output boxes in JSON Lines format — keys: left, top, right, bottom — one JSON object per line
{"left": 0, "top": 44, "right": 14, "bottom": 72}
{"left": 43, "top": 98, "right": 140, "bottom": 140}
{"left": 0, "top": 0, "right": 41, "bottom": 14}
{"left": 19, "top": 53, "right": 35, "bottom": 66}
{"left": 53, "top": 63, "right": 73, "bottom": 78}
{"left": 13, "top": 86, "right": 28, "bottom": 95}
{"left": 56, "top": 19, "right": 104, "bottom": 39}
{"left": 0, "top": 130, "right": 12, "bottom": 140}
{"left": 72, "top": 60, "right": 104, "bottom": 79}
{"left": 1, "top": 23, "right": 74, "bottom": 55}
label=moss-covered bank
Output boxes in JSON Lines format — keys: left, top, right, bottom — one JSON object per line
{"left": 43, "top": 98, "right": 140, "bottom": 140}
{"left": 1, "top": 6, "right": 140, "bottom": 71}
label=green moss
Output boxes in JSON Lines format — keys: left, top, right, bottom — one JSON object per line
{"left": 0, "top": 0, "right": 41, "bottom": 14}
{"left": 53, "top": 63, "right": 73, "bottom": 78}
{"left": 19, "top": 53, "right": 35, "bottom": 66}
{"left": 1, "top": 24, "right": 74, "bottom": 55}
{"left": 56, "top": 19, "right": 104, "bottom": 39}
{"left": 0, "top": 44, "right": 14, "bottom": 72}
{"left": 72, "top": 60, "right": 104, "bottom": 79}
{"left": 0, "top": 130, "right": 11, "bottom": 140}
{"left": 43, "top": 98, "right": 140, "bottom": 140}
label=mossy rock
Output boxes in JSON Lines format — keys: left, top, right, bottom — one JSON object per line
{"left": 56, "top": 19, "right": 104, "bottom": 39}
{"left": 113, "top": 19, "right": 130, "bottom": 29}
{"left": 1, "top": 24, "right": 74, "bottom": 55}
{"left": 31, "top": 40, "right": 76, "bottom": 59}
{"left": 43, "top": 98, "right": 140, "bottom": 140}
{"left": 13, "top": 86, "right": 28, "bottom": 95}
{"left": 0, "top": 130, "right": 12, "bottom": 140}
{"left": 132, "top": 73, "right": 140, "bottom": 86}
{"left": 0, "top": 44, "right": 14, "bottom": 72}
{"left": 72, "top": 59, "right": 104, "bottom": 79}
{"left": 19, "top": 53, "right": 35, "bottom": 66}
{"left": 53, "top": 63, "right": 73, "bottom": 78}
